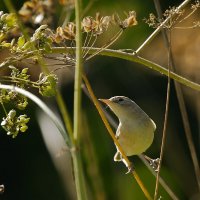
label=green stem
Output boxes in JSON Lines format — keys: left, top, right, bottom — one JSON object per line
{"left": 73, "top": 0, "right": 88, "bottom": 200}
{"left": 1, "top": 102, "right": 8, "bottom": 116}
{"left": 72, "top": 151, "right": 87, "bottom": 200}
{"left": 56, "top": 92, "right": 74, "bottom": 142}
{"left": 50, "top": 47, "right": 200, "bottom": 91}
{"left": 74, "top": 0, "right": 83, "bottom": 142}
{"left": 2, "top": 48, "right": 200, "bottom": 91}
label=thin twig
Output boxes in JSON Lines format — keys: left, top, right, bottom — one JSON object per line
{"left": 83, "top": 34, "right": 97, "bottom": 58}
{"left": 56, "top": 92, "right": 74, "bottom": 142}
{"left": 1, "top": 102, "right": 8, "bottom": 116}
{"left": 174, "top": 25, "right": 199, "bottom": 29}
{"left": 136, "top": 0, "right": 192, "bottom": 54}
{"left": 81, "top": 0, "right": 95, "bottom": 17}
{"left": 85, "top": 29, "right": 123, "bottom": 61}
{"left": 139, "top": 155, "right": 179, "bottom": 200}
{"left": 154, "top": 29, "right": 171, "bottom": 200}
{"left": 178, "top": 6, "right": 198, "bottom": 23}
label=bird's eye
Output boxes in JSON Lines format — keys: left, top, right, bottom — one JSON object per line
{"left": 118, "top": 98, "right": 124, "bottom": 102}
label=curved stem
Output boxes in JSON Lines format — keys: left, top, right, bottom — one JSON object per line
{"left": 2, "top": 48, "right": 200, "bottom": 92}
{"left": 56, "top": 92, "right": 74, "bottom": 142}
{"left": 0, "top": 84, "right": 71, "bottom": 147}
{"left": 53, "top": 47, "right": 200, "bottom": 91}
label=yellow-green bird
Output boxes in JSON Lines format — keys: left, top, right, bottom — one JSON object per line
{"left": 99, "top": 96, "right": 156, "bottom": 164}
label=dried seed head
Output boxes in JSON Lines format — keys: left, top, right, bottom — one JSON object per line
{"left": 111, "top": 11, "right": 137, "bottom": 29}
{"left": 122, "top": 11, "right": 137, "bottom": 29}
{"left": 53, "top": 27, "right": 64, "bottom": 43}
{"left": 18, "top": 0, "right": 54, "bottom": 25}
{"left": 93, "top": 13, "right": 111, "bottom": 35}
{"left": 63, "top": 22, "right": 76, "bottom": 40}
{"left": 53, "top": 23, "right": 76, "bottom": 43}
{"left": 82, "top": 13, "right": 111, "bottom": 35}
{"left": 82, "top": 16, "right": 95, "bottom": 32}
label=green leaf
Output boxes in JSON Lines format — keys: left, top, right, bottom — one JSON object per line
{"left": 17, "top": 36, "right": 25, "bottom": 48}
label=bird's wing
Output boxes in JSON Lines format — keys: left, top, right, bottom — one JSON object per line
{"left": 116, "top": 122, "right": 122, "bottom": 138}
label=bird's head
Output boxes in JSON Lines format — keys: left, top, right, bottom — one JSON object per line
{"left": 99, "top": 96, "right": 139, "bottom": 121}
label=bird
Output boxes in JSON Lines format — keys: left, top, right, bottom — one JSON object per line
{"left": 99, "top": 96, "right": 156, "bottom": 168}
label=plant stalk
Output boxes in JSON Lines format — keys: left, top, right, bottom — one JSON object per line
{"left": 73, "top": 0, "right": 88, "bottom": 200}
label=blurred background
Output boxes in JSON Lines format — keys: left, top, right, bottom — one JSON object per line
{"left": 0, "top": 0, "right": 199, "bottom": 199}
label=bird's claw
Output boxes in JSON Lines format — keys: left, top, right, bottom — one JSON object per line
{"left": 126, "top": 162, "right": 135, "bottom": 174}
{"left": 144, "top": 155, "right": 160, "bottom": 172}
{"left": 150, "top": 158, "right": 160, "bottom": 172}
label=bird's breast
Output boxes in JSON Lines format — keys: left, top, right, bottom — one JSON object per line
{"left": 117, "top": 117, "right": 155, "bottom": 156}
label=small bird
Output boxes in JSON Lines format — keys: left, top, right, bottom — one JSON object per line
{"left": 99, "top": 96, "right": 156, "bottom": 167}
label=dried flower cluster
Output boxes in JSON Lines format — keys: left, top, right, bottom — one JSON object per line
{"left": 144, "top": 1, "right": 200, "bottom": 29}
{"left": 51, "top": 11, "right": 137, "bottom": 44}
{"left": 82, "top": 13, "right": 111, "bottom": 35}
{"left": 19, "top": 0, "right": 54, "bottom": 25}
{"left": 114, "top": 11, "right": 138, "bottom": 29}
{"left": 53, "top": 23, "right": 76, "bottom": 43}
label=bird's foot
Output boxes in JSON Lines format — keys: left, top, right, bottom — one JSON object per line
{"left": 126, "top": 162, "right": 135, "bottom": 174}
{"left": 150, "top": 158, "right": 160, "bottom": 172}
{"left": 144, "top": 155, "right": 160, "bottom": 172}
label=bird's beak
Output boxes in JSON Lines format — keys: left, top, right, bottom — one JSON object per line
{"left": 98, "top": 98, "right": 111, "bottom": 105}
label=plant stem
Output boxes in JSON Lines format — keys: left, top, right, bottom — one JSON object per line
{"left": 73, "top": 0, "right": 88, "bottom": 200}
{"left": 50, "top": 47, "right": 200, "bottom": 92}
{"left": 154, "top": 30, "right": 171, "bottom": 200}
{"left": 139, "top": 155, "right": 179, "bottom": 200}
{"left": 74, "top": 0, "right": 83, "bottom": 142}
{"left": 3, "top": 47, "right": 200, "bottom": 92}
{"left": 71, "top": 150, "right": 88, "bottom": 200}
{"left": 56, "top": 92, "right": 74, "bottom": 141}
{"left": 1, "top": 102, "right": 7, "bottom": 116}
